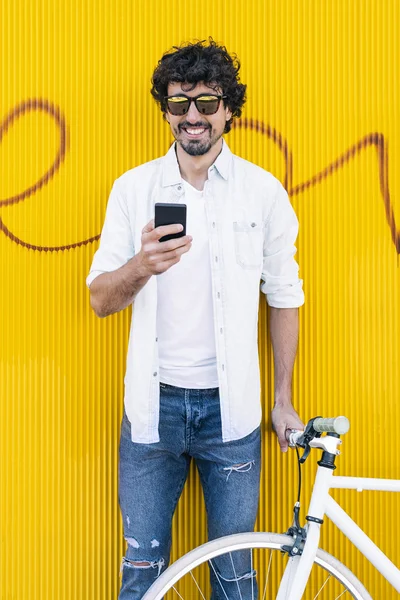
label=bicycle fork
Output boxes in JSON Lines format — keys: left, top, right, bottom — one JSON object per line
{"left": 276, "top": 522, "right": 322, "bottom": 599}
{"left": 276, "top": 462, "right": 336, "bottom": 599}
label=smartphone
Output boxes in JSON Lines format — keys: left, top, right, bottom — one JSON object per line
{"left": 154, "top": 203, "right": 187, "bottom": 243}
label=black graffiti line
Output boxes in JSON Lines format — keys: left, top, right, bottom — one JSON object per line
{"left": 0, "top": 101, "right": 398, "bottom": 254}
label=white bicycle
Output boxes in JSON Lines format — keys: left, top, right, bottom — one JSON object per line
{"left": 143, "top": 416, "right": 400, "bottom": 599}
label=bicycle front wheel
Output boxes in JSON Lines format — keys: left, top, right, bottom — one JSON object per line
{"left": 143, "top": 532, "right": 372, "bottom": 600}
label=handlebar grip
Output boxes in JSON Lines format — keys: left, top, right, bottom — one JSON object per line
{"left": 313, "top": 416, "right": 350, "bottom": 435}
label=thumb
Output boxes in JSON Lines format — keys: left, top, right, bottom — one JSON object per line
{"left": 277, "top": 427, "right": 288, "bottom": 453}
{"left": 142, "top": 219, "right": 155, "bottom": 234}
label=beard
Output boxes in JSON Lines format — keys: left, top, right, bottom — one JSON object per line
{"left": 180, "top": 138, "right": 212, "bottom": 156}
{"left": 173, "top": 124, "right": 223, "bottom": 156}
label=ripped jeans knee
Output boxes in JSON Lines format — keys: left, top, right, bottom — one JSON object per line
{"left": 222, "top": 460, "right": 256, "bottom": 481}
{"left": 120, "top": 534, "right": 168, "bottom": 583}
{"left": 120, "top": 556, "right": 165, "bottom": 578}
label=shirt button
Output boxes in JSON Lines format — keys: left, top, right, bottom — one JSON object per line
{"left": 212, "top": 222, "right": 216, "bottom": 228}
{"left": 153, "top": 372, "right": 157, "bottom": 377}
{"left": 155, "top": 337, "right": 158, "bottom": 342}
{"left": 177, "top": 185, "right": 182, "bottom": 191}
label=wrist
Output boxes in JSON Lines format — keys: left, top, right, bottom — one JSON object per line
{"left": 133, "top": 253, "right": 152, "bottom": 280}
{"left": 274, "top": 390, "right": 292, "bottom": 407}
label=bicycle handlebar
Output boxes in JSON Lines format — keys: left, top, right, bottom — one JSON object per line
{"left": 313, "top": 416, "right": 350, "bottom": 435}
{"left": 286, "top": 416, "right": 350, "bottom": 447}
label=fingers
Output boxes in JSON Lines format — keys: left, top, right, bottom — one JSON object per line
{"left": 143, "top": 223, "right": 183, "bottom": 242}
{"left": 276, "top": 426, "right": 289, "bottom": 453}
{"left": 142, "top": 235, "right": 192, "bottom": 257}
{"left": 157, "top": 233, "right": 190, "bottom": 251}
{"left": 154, "top": 223, "right": 184, "bottom": 241}
{"left": 152, "top": 255, "right": 186, "bottom": 273}
{"left": 139, "top": 226, "right": 192, "bottom": 275}
{"left": 271, "top": 405, "right": 304, "bottom": 453}
{"left": 148, "top": 241, "right": 192, "bottom": 266}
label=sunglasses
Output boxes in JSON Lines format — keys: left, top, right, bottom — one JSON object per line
{"left": 164, "top": 93, "right": 227, "bottom": 116}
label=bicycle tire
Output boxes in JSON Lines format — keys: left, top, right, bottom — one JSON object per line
{"left": 142, "top": 531, "right": 372, "bottom": 599}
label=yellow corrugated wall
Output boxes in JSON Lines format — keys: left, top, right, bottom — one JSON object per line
{"left": 1, "top": 0, "right": 399, "bottom": 597}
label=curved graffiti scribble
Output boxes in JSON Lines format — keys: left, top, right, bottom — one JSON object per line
{"left": 0, "top": 217, "right": 100, "bottom": 252}
{"left": 0, "top": 101, "right": 398, "bottom": 254}
{"left": 235, "top": 119, "right": 399, "bottom": 254}
{"left": 0, "top": 98, "right": 68, "bottom": 207}
{"left": 0, "top": 98, "right": 97, "bottom": 251}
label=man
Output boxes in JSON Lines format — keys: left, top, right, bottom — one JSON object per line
{"left": 87, "top": 39, "right": 304, "bottom": 600}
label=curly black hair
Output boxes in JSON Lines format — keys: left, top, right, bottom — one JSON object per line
{"left": 151, "top": 38, "right": 246, "bottom": 134}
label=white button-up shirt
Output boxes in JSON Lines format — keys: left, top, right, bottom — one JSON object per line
{"left": 87, "top": 140, "right": 304, "bottom": 443}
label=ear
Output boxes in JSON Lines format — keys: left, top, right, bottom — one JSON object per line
{"left": 225, "top": 106, "right": 232, "bottom": 122}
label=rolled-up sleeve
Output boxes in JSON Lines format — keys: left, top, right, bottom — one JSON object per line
{"left": 86, "top": 180, "right": 135, "bottom": 288}
{"left": 260, "top": 181, "right": 305, "bottom": 308}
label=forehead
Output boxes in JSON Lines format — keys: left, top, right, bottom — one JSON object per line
{"left": 167, "top": 81, "right": 221, "bottom": 96}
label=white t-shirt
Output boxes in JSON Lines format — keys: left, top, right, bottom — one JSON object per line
{"left": 156, "top": 179, "right": 218, "bottom": 388}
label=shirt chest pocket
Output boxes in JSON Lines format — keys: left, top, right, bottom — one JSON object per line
{"left": 233, "top": 221, "right": 264, "bottom": 269}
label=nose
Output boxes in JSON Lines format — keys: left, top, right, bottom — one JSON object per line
{"left": 186, "top": 99, "right": 203, "bottom": 122}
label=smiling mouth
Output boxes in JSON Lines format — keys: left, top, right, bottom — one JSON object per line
{"left": 181, "top": 126, "right": 209, "bottom": 137}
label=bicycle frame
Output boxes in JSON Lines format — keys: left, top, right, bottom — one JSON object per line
{"left": 277, "top": 436, "right": 400, "bottom": 600}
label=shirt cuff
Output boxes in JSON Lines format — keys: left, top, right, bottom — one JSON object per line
{"left": 265, "top": 281, "right": 305, "bottom": 308}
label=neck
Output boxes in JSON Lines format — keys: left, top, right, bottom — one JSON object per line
{"left": 176, "top": 138, "right": 223, "bottom": 190}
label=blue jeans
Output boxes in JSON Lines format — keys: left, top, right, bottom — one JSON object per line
{"left": 118, "top": 383, "right": 261, "bottom": 599}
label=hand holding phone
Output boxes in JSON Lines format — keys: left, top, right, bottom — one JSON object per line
{"left": 137, "top": 205, "right": 191, "bottom": 276}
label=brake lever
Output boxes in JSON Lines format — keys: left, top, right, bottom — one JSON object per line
{"left": 297, "top": 416, "right": 323, "bottom": 463}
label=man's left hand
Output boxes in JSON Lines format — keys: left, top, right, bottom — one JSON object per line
{"left": 271, "top": 403, "right": 304, "bottom": 453}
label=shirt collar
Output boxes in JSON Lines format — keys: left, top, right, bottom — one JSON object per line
{"left": 213, "top": 138, "right": 231, "bottom": 180}
{"left": 161, "top": 138, "right": 232, "bottom": 187}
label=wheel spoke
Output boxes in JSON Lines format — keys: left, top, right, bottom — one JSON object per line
{"left": 313, "top": 574, "right": 332, "bottom": 598}
{"left": 144, "top": 534, "right": 367, "bottom": 600}
{"left": 189, "top": 570, "right": 207, "bottom": 599}
{"left": 177, "top": 553, "right": 352, "bottom": 600}
{"left": 229, "top": 551, "right": 244, "bottom": 600}
{"left": 172, "top": 585, "right": 185, "bottom": 599}
{"left": 209, "top": 559, "right": 229, "bottom": 600}
{"left": 251, "top": 549, "right": 254, "bottom": 600}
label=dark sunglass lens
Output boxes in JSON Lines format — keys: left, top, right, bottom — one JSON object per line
{"left": 167, "top": 98, "right": 189, "bottom": 115}
{"left": 196, "top": 96, "right": 220, "bottom": 115}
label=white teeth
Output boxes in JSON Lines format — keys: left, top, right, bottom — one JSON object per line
{"left": 186, "top": 128, "right": 206, "bottom": 134}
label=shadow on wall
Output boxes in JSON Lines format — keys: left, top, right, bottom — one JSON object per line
{"left": 0, "top": 98, "right": 398, "bottom": 255}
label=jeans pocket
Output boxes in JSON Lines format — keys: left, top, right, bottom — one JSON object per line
{"left": 233, "top": 221, "right": 263, "bottom": 269}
